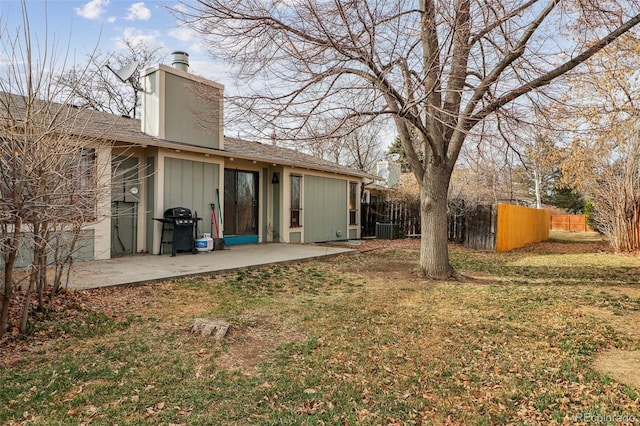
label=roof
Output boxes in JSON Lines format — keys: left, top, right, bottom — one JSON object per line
{"left": 1, "top": 91, "right": 378, "bottom": 180}
{"left": 222, "top": 137, "right": 378, "bottom": 179}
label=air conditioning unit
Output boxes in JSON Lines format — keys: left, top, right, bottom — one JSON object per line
{"left": 376, "top": 222, "right": 400, "bottom": 240}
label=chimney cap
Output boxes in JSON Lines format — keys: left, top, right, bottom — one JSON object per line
{"left": 171, "top": 51, "right": 189, "bottom": 72}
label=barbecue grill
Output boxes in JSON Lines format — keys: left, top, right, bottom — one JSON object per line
{"left": 154, "top": 207, "right": 200, "bottom": 256}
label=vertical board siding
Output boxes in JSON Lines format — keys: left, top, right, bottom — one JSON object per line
{"left": 550, "top": 214, "right": 594, "bottom": 232}
{"left": 0, "top": 230, "right": 95, "bottom": 268}
{"left": 164, "top": 158, "right": 219, "bottom": 236}
{"left": 496, "top": 204, "right": 550, "bottom": 252}
{"left": 164, "top": 73, "right": 221, "bottom": 149}
{"left": 145, "top": 157, "right": 155, "bottom": 253}
{"left": 304, "top": 176, "right": 347, "bottom": 242}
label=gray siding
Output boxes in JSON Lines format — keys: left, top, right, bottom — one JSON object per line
{"left": 145, "top": 156, "right": 156, "bottom": 253}
{"left": 164, "top": 157, "right": 219, "bottom": 236}
{"left": 164, "top": 73, "right": 221, "bottom": 148}
{"left": 0, "top": 230, "right": 95, "bottom": 268}
{"left": 303, "top": 175, "right": 347, "bottom": 242}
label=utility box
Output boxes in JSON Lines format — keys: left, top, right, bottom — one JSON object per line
{"left": 376, "top": 222, "right": 400, "bottom": 240}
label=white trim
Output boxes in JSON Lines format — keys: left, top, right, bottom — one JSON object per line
{"left": 87, "top": 146, "right": 112, "bottom": 260}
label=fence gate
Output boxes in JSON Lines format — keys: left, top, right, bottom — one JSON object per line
{"left": 464, "top": 205, "right": 497, "bottom": 251}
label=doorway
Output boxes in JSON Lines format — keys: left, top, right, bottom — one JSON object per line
{"left": 224, "top": 169, "right": 259, "bottom": 244}
{"left": 111, "top": 156, "right": 140, "bottom": 255}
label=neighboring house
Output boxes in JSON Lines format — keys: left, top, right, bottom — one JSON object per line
{"left": 362, "top": 158, "right": 401, "bottom": 207}
{"left": 2, "top": 53, "right": 377, "bottom": 262}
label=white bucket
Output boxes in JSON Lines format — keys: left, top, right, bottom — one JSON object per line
{"left": 195, "top": 238, "right": 212, "bottom": 252}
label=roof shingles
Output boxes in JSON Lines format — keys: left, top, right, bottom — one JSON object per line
{"left": 1, "top": 91, "right": 377, "bottom": 180}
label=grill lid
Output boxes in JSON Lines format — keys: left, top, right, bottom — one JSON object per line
{"left": 164, "top": 207, "right": 192, "bottom": 218}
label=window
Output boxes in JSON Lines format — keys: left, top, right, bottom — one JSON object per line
{"left": 78, "top": 148, "right": 96, "bottom": 190}
{"left": 69, "top": 148, "right": 97, "bottom": 221}
{"left": 349, "top": 181, "right": 358, "bottom": 225}
{"left": 290, "top": 174, "right": 302, "bottom": 228}
{"left": 0, "top": 139, "right": 98, "bottom": 222}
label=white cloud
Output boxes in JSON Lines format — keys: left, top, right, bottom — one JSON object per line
{"left": 188, "top": 42, "right": 205, "bottom": 54}
{"left": 189, "top": 60, "right": 233, "bottom": 85}
{"left": 115, "top": 27, "right": 166, "bottom": 51}
{"left": 126, "top": 2, "right": 151, "bottom": 21}
{"left": 74, "top": 0, "right": 110, "bottom": 20}
{"left": 168, "top": 24, "right": 206, "bottom": 53}
{"left": 168, "top": 26, "right": 194, "bottom": 43}
{"left": 106, "top": 16, "right": 117, "bottom": 23}
{"left": 168, "top": 25, "right": 205, "bottom": 54}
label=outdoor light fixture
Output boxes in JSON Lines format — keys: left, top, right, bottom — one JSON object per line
{"left": 272, "top": 173, "right": 279, "bottom": 184}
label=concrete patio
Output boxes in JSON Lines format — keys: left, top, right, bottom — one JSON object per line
{"left": 66, "top": 243, "right": 357, "bottom": 290}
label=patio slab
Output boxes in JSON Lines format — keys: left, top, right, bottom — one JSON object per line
{"left": 67, "top": 243, "right": 356, "bottom": 290}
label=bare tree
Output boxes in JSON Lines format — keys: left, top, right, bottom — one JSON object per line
{"left": 453, "top": 132, "right": 533, "bottom": 207}
{"left": 558, "top": 34, "right": 640, "bottom": 251}
{"left": 519, "top": 134, "right": 562, "bottom": 209}
{"left": 57, "top": 39, "right": 167, "bottom": 118}
{"left": 563, "top": 119, "right": 640, "bottom": 251}
{"left": 178, "top": 0, "right": 640, "bottom": 279}
{"left": 0, "top": 1, "right": 108, "bottom": 336}
{"left": 292, "top": 117, "right": 386, "bottom": 173}
{"left": 340, "top": 121, "right": 386, "bottom": 173}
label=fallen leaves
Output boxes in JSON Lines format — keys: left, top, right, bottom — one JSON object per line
{"left": 295, "top": 399, "right": 323, "bottom": 415}
{"left": 4, "top": 240, "right": 640, "bottom": 424}
{"left": 145, "top": 401, "right": 165, "bottom": 414}
{"left": 143, "top": 401, "right": 193, "bottom": 418}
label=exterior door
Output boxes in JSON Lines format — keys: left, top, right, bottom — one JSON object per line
{"left": 224, "top": 169, "right": 259, "bottom": 244}
{"left": 303, "top": 176, "right": 347, "bottom": 242}
{"left": 111, "top": 156, "right": 140, "bottom": 255}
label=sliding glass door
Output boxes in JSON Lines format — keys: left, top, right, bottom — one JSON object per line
{"left": 224, "top": 169, "right": 259, "bottom": 239}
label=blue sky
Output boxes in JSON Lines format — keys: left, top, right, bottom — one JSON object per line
{"left": 0, "top": 0, "right": 231, "bottom": 84}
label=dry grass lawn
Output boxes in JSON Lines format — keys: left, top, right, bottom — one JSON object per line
{"left": 2, "top": 235, "right": 640, "bottom": 425}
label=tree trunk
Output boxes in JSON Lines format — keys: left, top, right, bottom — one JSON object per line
{"left": 419, "top": 165, "right": 454, "bottom": 279}
{"left": 1, "top": 218, "right": 22, "bottom": 337}
{"left": 533, "top": 169, "right": 542, "bottom": 209}
{"left": 0, "top": 259, "right": 15, "bottom": 337}
{"left": 37, "top": 250, "right": 46, "bottom": 310}
{"left": 20, "top": 268, "right": 36, "bottom": 334}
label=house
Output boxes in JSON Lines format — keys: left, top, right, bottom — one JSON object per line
{"left": 1, "top": 52, "right": 377, "bottom": 262}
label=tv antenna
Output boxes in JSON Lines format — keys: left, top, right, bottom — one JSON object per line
{"left": 104, "top": 59, "right": 141, "bottom": 91}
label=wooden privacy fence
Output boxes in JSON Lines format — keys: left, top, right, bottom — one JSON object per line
{"left": 496, "top": 204, "right": 550, "bottom": 252}
{"left": 550, "top": 214, "right": 594, "bottom": 232}
{"left": 464, "top": 205, "right": 497, "bottom": 251}
{"left": 361, "top": 200, "right": 421, "bottom": 238}
{"left": 467, "top": 204, "right": 550, "bottom": 251}
{"left": 362, "top": 199, "right": 466, "bottom": 241}
{"left": 362, "top": 200, "right": 550, "bottom": 252}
